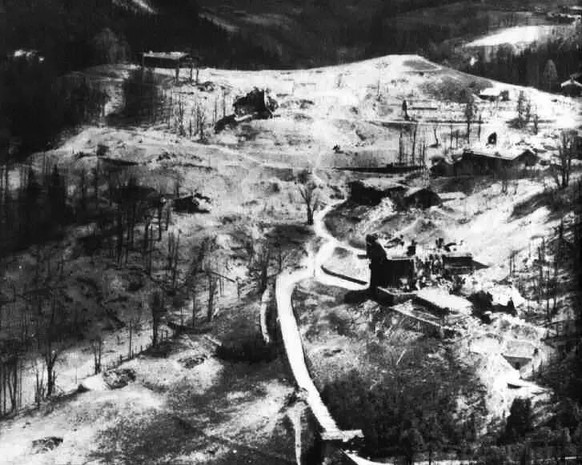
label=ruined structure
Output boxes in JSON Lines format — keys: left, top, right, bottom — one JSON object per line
{"left": 215, "top": 88, "right": 278, "bottom": 133}
{"left": 233, "top": 88, "right": 278, "bottom": 119}
{"left": 349, "top": 179, "right": 441, "bottom": 209}
{"left": 366, "top": 234, "right": 475, "bottom": 293}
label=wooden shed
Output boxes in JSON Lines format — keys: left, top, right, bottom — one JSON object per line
{"left": 141, "top": 51, "right": 200, "bottom": 81}
{"left": 561, "top": 77, "right": 582, "bottom": 97}
{"left": 442, "top": 252, "right": 474, "bottom": 274}
{"left": 453, "top": 148, "right": 537, "bottom": 176}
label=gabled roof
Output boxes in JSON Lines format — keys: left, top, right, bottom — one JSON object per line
{"left": 463, "top": 146, "right": 535, "bottom": 162}
{"left": 415, "top": 288, "right": 472, "bottom": 314}
{"left": 479, "top": 87, "right": 505, "bottom": 97}
{"left": 142, "top": 51, "right": 200, "bottom": 62}
{"left": 561, "top": 78, "right": 582, "bottom": 89}
{"left": 356, "top": 178, "right": 407, "bottom": 191}
{"left": 439, "top": 191, "right": 466, "bottom": 201}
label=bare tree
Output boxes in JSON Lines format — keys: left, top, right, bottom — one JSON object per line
{"left": 250, "top": 242, "right": 271, "bottom": 294}
{"left": 206, "top": 273, "right": 217, "bottom": 322}
{"left": 185, "top": 237, "right": 213, "bottom": 326}
{"left": 91, "top": 337, "right": 103, "bottom": 374}
{"left": 551, "top": 132, "right": 575, "bottom": 189}
{"left": 194, "top": 100, "right": 207, "bottom": 140}
{"left": 150, "top": 290, "right": 164, "bottom": 346}
{"left": 43, "top": 296, "right": 62, "bottom": 398}
{"left": 516, "top": 91, "right": 531, "bottom": 129}
{"left": 1, "top": 344, "right": 21, "bottom": 413}
{"left": 533, "top": 113, "right": 540, "bottom": 135}
{"left": 167, "top": 231, "right": 181, "bottom": 290}
{"left": 33, "top": 361, "right": 45, "bottom": 408}
{"left": 128, "top": 303, "right": 142, "bottom": 358}
{"left": 464, "top": 95, "right": 477, "bottom": 142}
{"left": 431, "top": 123, "right": 440, "bottom": 147}
{"left": 297, "top": 171, "right": 319, "bottom": 226}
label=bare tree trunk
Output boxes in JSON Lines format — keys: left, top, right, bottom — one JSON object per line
{"left": 191, "top": 288, "right": 197, "bottom": 327}
{"left": 151, "top": 290, "right": 163, "bottom": 347}
{"left": 207, "top": 273, "right": 217, "bottom": 322}
{"left": 92, "top": 338, "right": 103, "bottom": 374}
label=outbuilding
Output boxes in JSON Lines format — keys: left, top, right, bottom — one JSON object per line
{"left": 561, "top": 77, "right": 582, "bottom": 97}
{"left": 141, "top": 51, "right": 200, "bottom": 81}
{"left": 452, "top": 147, "right": 538, "bottom": 176}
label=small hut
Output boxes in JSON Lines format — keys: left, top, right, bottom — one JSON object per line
{"left": 561, "top": 77, "right": 582, "bottom": 97}
{"left": 453, "top": 147, "right": 537, "bottom": 176}
{"left": 141, "top": 51, "right": 200, "bottom": 82}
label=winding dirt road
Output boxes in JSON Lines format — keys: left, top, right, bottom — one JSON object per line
{"left": 275, "top": 194, "right": 378, "bottom": 463}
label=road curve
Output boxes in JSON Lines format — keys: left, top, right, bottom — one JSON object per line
{"left": 276, "top": 199, "right": 379, "bottom": 463}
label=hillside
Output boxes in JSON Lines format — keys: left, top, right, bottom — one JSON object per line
{"left": 0, "top": 52, "right": 580, "bottom": 464}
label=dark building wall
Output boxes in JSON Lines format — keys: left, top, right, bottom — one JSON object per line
{"left": 349, "top": 180, "right": 405, "bottom": 205}
{"left": 442, "top": 254, "right": 474, "bottom": 273}
{"left": 369, "top": 253, "right": 415, "bottom": 288}
{"left": 404, "top": 189, "right": 441, "bottom": 209}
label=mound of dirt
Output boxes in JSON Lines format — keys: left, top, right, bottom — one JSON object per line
{"left": 103, "top": 368, "right": 136, "bottom": 389}
{"left": 31, "top": 437, "right": 63, "bottom": 454}
{"left": 178, "top": 354, "right": 207, "bottom": 368}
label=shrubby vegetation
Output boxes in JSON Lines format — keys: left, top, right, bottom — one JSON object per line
{"left": 321, "top": 344, "right": 484, "bottom": 459}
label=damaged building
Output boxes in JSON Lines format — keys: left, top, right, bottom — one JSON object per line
{"left": 233, "top": 88, "right": 278, "bottom": 119}
{"left": 349, "top": 179, "right": 441, "bottom": 209}
{"left": 366, "top": 234, "right": 475, "bottom": 292}
{"left": 215, "top": 88, "right": 278, "bottom": 133}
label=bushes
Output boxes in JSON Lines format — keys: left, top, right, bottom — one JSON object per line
{"left": 321, "top": 347, "right": 483, "bottom": 458}
{"left": 502, "top": 398, "right": 534, "bottom": 443}
{"left": 216, "top": 336, "right": 277, "bottom": 363}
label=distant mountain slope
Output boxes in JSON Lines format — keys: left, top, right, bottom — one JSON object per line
{"left": 196, "top": 0, "right": 582, "bottom": 68}
{"left": 114, "top": 0, "right": 156, "bottom": 14}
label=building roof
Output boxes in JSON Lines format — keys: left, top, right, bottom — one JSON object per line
{"left": 561, "top": 78, "right": 582, "bottom": 89}
{"left": 142, "top": 51, "right": 200, "bottom": 62}
{"left": 439, "top": 191, "right": 466, "bottom": 202}
{"left": 415, "top": 288, "right": 472, "bottom": 314}
{"left": 479, "top": 87, "right": 503, "bottom": 97}
{"left": 404, "top": 186, "right": 436, "bottom": 197}
{"left": 321, "top": 429, "right": 364, "bottom": 442}
{"left": 357, "top": 178, "right": 407, "bottom": 191}
{"left": 463, "top": 146, "right": 535, "bottom": 162}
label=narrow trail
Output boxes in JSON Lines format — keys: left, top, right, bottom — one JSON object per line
{"left": 275, "top": 203, "right": 364, "bottom": 434}
{"left": 275, "top": 163, "right": 386, "bottom": 463}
